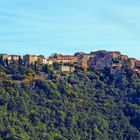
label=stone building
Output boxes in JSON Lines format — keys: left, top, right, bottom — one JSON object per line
{"left": 135, "top": 60, "right": 140, "bottom": 68}
{"left": 126, "top": 58, "right": 136, "bottom": 68}
{"left": 37, "top": 55, "right": 46, "bottom": 64}
{"left": 46, "top": 60, "right": 53, "bottom": 65}
{"left": 11, "top": 55, "right": 20, "bottom": 62}
{"left": 81, "top": 56, "right": 89, "bottom": 70}
{"left": 23, "top": 55, "right": 38, "bottom": 64}
{"left": 60, "top": 65, "right": 75, "bottom": 73}
{"left": 50, "top": 54, "right": 77, "bottom": 64}
{"left": 0, "top": 54, "right": 19, "bottom": 64}
{"left": 88, "top": 55, "right": 96, "bottom": 68}
{"left": 0, "top": 54, "right": 9, "bottom": 60}
{"left": 94, "top": 58, "right": 113, "bottom": 69}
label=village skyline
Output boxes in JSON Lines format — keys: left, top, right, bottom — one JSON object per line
{"left": 1, "top": 50, "right": 140, "bottom": 75}
{"left": 0, "top": 49, "right": 139, "bottom": 60}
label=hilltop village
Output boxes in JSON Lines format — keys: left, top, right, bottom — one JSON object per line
{"left": 0, "top": 50, "right": 140, "bottom": 75}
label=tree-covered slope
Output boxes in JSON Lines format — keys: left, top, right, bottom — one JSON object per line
{"left": 0, "top": 63, "right": 140, "bottom": 140}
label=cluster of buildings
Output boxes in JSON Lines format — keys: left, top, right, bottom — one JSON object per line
{"left": 0, "top": 54, "right": 21, "bottom": 62}
{"left": 23, "top": 54, "right": 53, "bottom": 65}
{"left": 0, "top": 54, "right": 53, "bottom": 65}
{"left": 0, "top": 50, "right": 140, "bottom": 74}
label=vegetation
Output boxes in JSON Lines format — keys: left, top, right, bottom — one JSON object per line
{"left": 0, "top": 62, "right": 140, "bottom": 140}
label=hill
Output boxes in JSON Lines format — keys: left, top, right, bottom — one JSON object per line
{"left": 0, "top": 60, "right": 140, "bottom": 140}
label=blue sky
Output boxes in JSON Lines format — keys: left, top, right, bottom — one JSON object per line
{"left": 0, "top": 0, "right": 140, "bottom": 59}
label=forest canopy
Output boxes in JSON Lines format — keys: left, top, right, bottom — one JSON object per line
{"left": 0, "top": 62, "right": 140, "bottom": 140}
